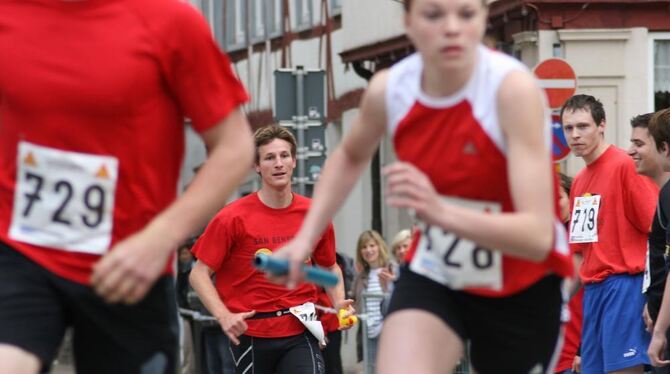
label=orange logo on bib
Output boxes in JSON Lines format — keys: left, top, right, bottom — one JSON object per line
{"left": 255, "top": 248, "right": 273, "bottom": 256}
{"left": 96, "top": 165, "right": 110, "bottom": 179}
{"left": 23, "top": 152, "right": 37, "bottom": 167}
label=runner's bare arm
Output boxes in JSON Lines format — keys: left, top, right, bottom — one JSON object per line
{"left": 92, "top": 108, "right": 254, "bottom": 303}
{"left": 649, "top": 272, "right": 670, "bottom": 366}
{"left": 385, "top": 71, "right": 554, "bottom": 261}
{"left": 272, "top": 71, "right": 388, "bottom": 284}
{"left": 189, "top": 260, "right": 256, "bottom": 345}
{"left": 566, "top": 253, "right": 583, "bottom": 298}
{"left": 189, "top": 260, "right": 231, "bottom": 321}
{"left": 324, "top": 264, "right": 355, "bottom": 328}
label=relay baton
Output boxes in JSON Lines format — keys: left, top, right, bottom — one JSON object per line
{"left": 254, "top": 254, "right": 338, "bottom": 287}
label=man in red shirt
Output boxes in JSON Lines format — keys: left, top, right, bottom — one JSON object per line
{"left": 189, "top": 125, "right": 353, "bottom": 374}
{"left": 627, "top": 113, "right": 670, "bottom": 374}
{"left": 561, "top": 95, "right": 658, "bottom": 373}
{"left": 0, "top": 1, "right": 253, "bottom": 373}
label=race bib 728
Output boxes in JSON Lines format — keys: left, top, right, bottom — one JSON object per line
{"left": 409, "top": 196, "right": 503, "bottom": 290}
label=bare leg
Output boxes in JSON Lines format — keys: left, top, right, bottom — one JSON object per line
{"left": 0, "top": 344, "right": 40, "bottom": 374}
{"left": 376, "top": 310, "right": 464, "bottom": 374}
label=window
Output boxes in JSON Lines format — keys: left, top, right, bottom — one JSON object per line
{"left": 249, "top": 0, "right": 283, "bottom": 44}
{"left": 265, "top": 0, "right": 283, "bottom": 39}
{"left": 294, "top": 0, "right": 313, "bottom": 31}
{"left": 188, "top": 0, "right": 202, "bottom": 11}
{"left": 225, "top": 0, "right": 247, "bottom": 51}
{"left": 330, "top": 0, "right": 342, "bottom": 15}
{"left": 249, "top": 0, "right": 265, "bottom": 43}
{"left": 212, "top": 0, "right": 224, "bottom": 48}
{"left": 654, "top": 39, "right": 670, "bottom": 110}
{"left": 200, "top": 0, "right": 211, "bottom": 28}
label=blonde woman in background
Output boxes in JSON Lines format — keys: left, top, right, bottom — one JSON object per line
{"left": 378, "top": 229, "right": 412, "bottom": 294}
{"left": 390, "top": 229, "right": 412, "bottom": 266}
{"left": 352, "top": 230, "right": 390, "bottom": 374}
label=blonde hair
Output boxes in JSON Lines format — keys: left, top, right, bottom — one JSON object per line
{"left": 355, "top": 230, "right": 390, "bottom": 272}
{"left": 390, "top": 229, "right": 412, "bottom": 259}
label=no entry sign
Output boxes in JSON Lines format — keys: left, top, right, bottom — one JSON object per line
{"left": 534, "top": 58, "right": 577, "bottom": 109}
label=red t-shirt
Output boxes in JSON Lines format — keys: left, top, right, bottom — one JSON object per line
{"left": 555, "top": 288, "right": 583, "bottom": 373}
{"left": 389, "top": 49, "right": 573, "bottom": 297}
{"left": 0, "top": 0, "right": 248, "bottom": 284}
{"left": 191, "top": 192, "right": 337, "bottom": 338}
{"left": 570, "top": 146, "right": 658, "bottom": 283}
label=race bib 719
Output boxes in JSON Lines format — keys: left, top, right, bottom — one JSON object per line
{"left": 569, "top": 195, "right": 600, "bottom": 244}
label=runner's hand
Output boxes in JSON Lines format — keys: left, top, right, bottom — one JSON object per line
{"left": 217, "top": 310, "right": 256, "bottom": 345}
{"left": 92, "top": 225, "right": 175, "bottom": 304}
{"left": 383, "top": 162, "right": 443, "bottom": 226}
{"left": 649, "top": 329, "right": 670, "bottom": 367}
{"left": 270, "top": 236, "right": 312, "bottom": 289}
{"left": 335, "top": 299, "right": 356, "bottom": 331}
{"left": 378, "top": 268, "right": 394, "bottom": 292}
{"left": 571, "top": 355, "right": 581, "bottom": 373}
{"left": 643, "top": 303, "right": 654, "bottom": 333}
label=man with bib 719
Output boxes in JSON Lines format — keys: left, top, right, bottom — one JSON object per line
{"left": 562, "top": 94, "right": 658, "bottom": 374}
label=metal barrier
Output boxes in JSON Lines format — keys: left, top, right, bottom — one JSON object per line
{"left": 454, "top": 345, "right": 471, "bottom": 374}
{"left": 179, "top": 308, "right": 232, "bottom": 374}
{"left": 359, "top": 291, "right": 384, "bottom": 374}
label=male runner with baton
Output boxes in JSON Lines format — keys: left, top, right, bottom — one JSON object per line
{"left": 189, "top": 125, "right": 354, "bottom": 374}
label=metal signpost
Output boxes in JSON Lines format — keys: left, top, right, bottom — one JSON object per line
{"left": 274, "top": 66, "right": 327, "bottom": 197}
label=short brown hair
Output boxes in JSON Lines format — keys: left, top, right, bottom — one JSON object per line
{"left": 253, "top": 125, "right": 297, "bottom": 164}
{"left": 403, "top": 0, "right": 487, "bottom": 11}
{"left": 559, "top": 94, "right": 606, "bottom": 127}
{"left": 648, "top": 108, "right": 670, "bottom": 153}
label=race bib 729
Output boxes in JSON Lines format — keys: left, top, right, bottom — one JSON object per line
{"left": 9, "top": 141, "right": 118, "bottom": 255}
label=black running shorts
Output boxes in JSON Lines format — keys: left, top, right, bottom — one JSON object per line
{"left": 229, "top": 332, "right": 325, "bottom": 374}
{"left": 0, "top": 241, "right": 178, "bottom": 374}
{"left": 387, "top": 266, "right": 563, "bottom": 374}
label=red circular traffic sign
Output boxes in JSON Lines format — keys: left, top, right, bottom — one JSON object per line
{"left": 551, "top": 114, "right": 571, "bottom": 161}
{"left": 533, "top": 59, "right": 577, "bottom": 109}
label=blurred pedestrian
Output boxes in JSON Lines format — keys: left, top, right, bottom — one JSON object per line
{"left": 0, "top": 1, "right": 253, "bottom": 372}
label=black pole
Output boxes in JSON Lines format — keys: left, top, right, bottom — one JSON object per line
{"left": 352, "top": 61, "right": 382, "bottom": 236}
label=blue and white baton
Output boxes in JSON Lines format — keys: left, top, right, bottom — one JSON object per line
{"left": 253, "top": 253, "right": 339, "bottom": 288}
